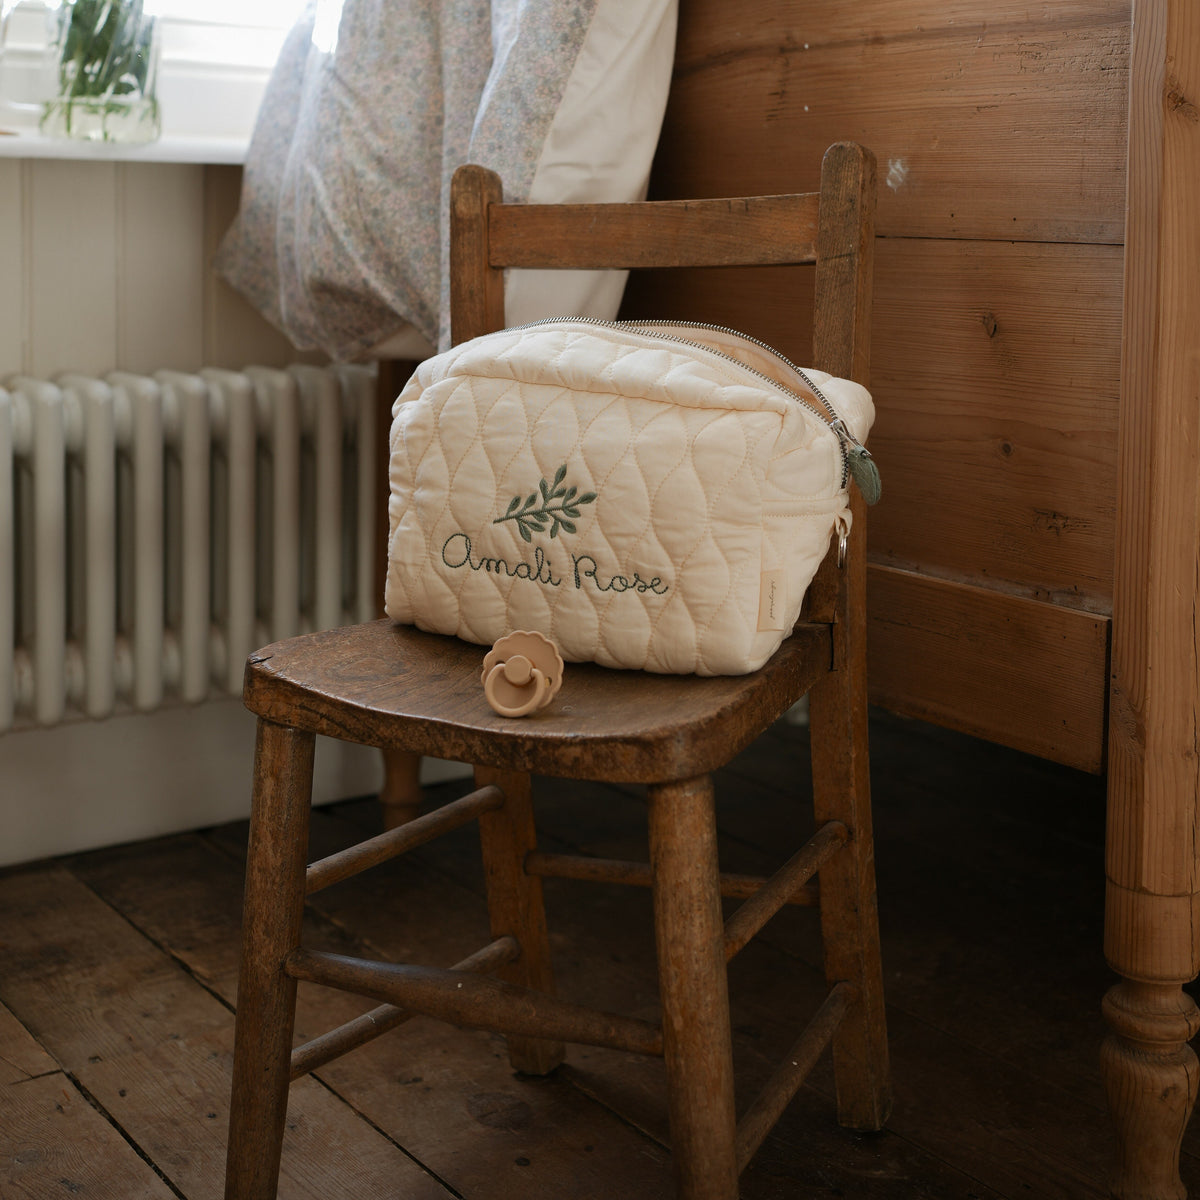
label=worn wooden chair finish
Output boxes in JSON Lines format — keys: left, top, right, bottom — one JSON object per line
{"left": 223, "top": 141, "right": 889, "bottom": 1200}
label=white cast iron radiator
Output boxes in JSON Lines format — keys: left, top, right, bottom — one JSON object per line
{"left": 0, "top": 363, "right": 377, "bottom": 732}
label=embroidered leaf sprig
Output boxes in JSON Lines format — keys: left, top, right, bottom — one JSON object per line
{"left": 494, "top": 464, "right": 597, "bottom": 543}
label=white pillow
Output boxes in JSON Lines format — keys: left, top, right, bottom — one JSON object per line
{"left": 490, "top": 0, "right": 678, "bottom": 332}
{"left": 216, "top": 0, "right": 678, "bottom": 363}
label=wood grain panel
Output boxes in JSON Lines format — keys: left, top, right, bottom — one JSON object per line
{"left": 118, "top": 162, "right": 205, "bottom": 374}
{"left": 621, "top": 262, "right": 809, "bottom": 363}
{"left": 0, "top": 160, "right": 24, "bottom": 377}
{"left": 655, "top": 2, "right": 1129, "bottom": 243}
{"left": 866, "top": 564, "right": 1110, "bottom": 772}
{"left": 1098, "top": 8, "right": 1200, "bottom": 1190}
{"left": 625, "top": 237, "right": 1122, "bottom": 608}
{"left": 673, "top": 0, "right": 1130, "bottom": 45}
{"left": 29, "top": 160, "right": 118, "bottom": 377}
{"left": 869, "top": 238, "right": 1121, "bottom": 608}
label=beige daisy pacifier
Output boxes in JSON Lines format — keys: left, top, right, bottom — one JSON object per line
{"left": 481, "top": 632, "right": 564, "bottom": 718}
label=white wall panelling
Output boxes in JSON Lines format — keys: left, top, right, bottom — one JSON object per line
{"left": 0, "top": 160, "right": 23, "bottom": 373}
{"left": 118, "top": 163, "right": 207, "bottom": 374}
{"left": 4, "top": 159, "right": 208, "bottom": 377}
{"left": 1, "top": 157, "right": 360, "bottom": 864}
{"left": 0, "top": 701, "right": 383, "bottom": 868}
{"left": 29, "top": 159, "right": 119, "bottom": 377}
{"left": 0, "top": 160, "right": 310, "bottom": 381}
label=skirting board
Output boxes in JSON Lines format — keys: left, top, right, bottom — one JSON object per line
{"left": 867, "top": 564, "right": 1111, "bottom": 773}
{"left": 0, "top": 698, "right": 471, "bottom": 868}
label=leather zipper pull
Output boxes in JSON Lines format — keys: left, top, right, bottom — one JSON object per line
{"left": 829, "top": 418, "right": 882, "bottom": 506}
{"left": 847, "top": 444, "right": 882, "bottom": 505}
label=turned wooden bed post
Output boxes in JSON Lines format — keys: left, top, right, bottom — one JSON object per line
{"left": 1102, "top": 1, "right": 1200, "bottom": 1196}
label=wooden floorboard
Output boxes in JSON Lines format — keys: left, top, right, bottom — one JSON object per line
{"left": 1, "top": 708, "right": 1189, "bottom": 1198}
{"left": 0, "top": 1000, "right": 57, "bottom": 1085}
{"left": 1, "top": 1072, "right": 178, "bottom": 1199}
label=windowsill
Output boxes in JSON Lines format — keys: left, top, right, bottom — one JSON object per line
{"left": 0, "top": 8, "right": 293, "bottom": 166}
{"left": 0, "top": 128, "right": 249, "bottom": 164}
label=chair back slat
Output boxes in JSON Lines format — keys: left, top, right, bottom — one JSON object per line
{"left": 449, "top": 144, "right": 874, "bottom": 368}
{"left": 486, "top": 194, "right": 820, "bottom": 271}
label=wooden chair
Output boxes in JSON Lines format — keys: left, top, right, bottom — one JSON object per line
{"left": 223, "top": 141, "right": 890, "bottom": 1200}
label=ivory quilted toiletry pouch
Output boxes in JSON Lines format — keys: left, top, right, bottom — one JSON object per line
{"left": 385, "top": 319, "right": 879, "bottom": 676}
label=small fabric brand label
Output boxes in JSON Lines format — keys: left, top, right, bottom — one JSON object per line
{"left": 757, "top": 569, "right": 787, "bottom": 632}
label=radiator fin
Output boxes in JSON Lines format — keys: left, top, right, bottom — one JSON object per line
{"left": 1, "top": 364, "right": 377, "bottom": 731}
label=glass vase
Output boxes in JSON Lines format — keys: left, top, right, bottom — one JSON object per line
{"left": 0, "top": 0, "right": 161, "bottom": 144}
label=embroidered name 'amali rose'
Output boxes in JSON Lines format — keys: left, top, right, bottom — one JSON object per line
{"left": 437, "top": 465, "right": 669, "bottom": 597}
{"left": 440, "top": 533, "right": 669, "bottom": 596}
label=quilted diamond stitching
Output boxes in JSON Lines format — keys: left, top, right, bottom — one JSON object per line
{"left": 385, "top": 323, "right": 870, "bottom": 674}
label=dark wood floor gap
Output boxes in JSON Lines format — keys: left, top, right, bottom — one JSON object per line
{"left": 7, "top": 1067, "right": 66, "bottom": 1084}
{"left": 556, "top": 1062, "right": 673, "bottom": 1151}
{"left": 872, "top": 229, "right": 1127, "bottom": 249}
{"left": 298, "top": 894, "right": 421, "bottom": 972}
{"left": 304, "top": 1069, "right": 467, "bottom": 1199}
{"left": 198, "top": 825, "right": 253, "bottom": 866}
{"left": 878, "top": 1126, "right": 1002, "bottom": 1198}
{"left": 65, "top": 1068, "right": 190, "bottom": 1200}
{"left": 63, "top": 859, "right": 240, "bottom": 1020}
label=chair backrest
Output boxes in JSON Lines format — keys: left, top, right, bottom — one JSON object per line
{"left": 446, "top": 142, "right": 878, "bottom": 624}
{"left": 448, "top": 141, "right": 875, "bottom": 380}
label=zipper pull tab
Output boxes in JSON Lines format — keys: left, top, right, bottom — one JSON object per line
{"left": 831, "top": 420, "right": 882, "bottom": 506}
{"left": 848, "top": 444, "right": 882, "bottom": 506}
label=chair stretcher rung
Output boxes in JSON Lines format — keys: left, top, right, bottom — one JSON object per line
{"left": 306, "top": 783, "right": 504, "bottom": 894}
{"left": 523, "top": 850, "right": 819, "bottom": 907}
{"left": 735, "top": 981, "right": 856, "bottom": 1172}
{"left": 288, "top": 936, "right": 519, "bottom": 1080}
{"left": 723, "top": 820, "right": 848, "bottom": 961}
{"left": 285, "top": 947, "right": 664, "bottom": 1058}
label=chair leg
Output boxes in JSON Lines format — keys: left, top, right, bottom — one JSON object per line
{"left": 474, "top": 765, "right": 565, "bottom": 1075}
{"left": 224, "top": 719, "right": 316, "bottom": 1200}
{"left": 379, "top": 747, "right": 423, "bottom": 829}
{"left": 808, "top": 663, "right": 892, "bottom": 1131}
{"left": 648, "top": 775, "right": 740, "bottom": 1200}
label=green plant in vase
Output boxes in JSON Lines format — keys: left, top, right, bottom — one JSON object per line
{"left": 40, "top": 0, "right": 160, "bottom": 142}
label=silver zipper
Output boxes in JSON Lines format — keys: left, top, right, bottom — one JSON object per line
{"left": 512, "top": 316, "right": 878, "bottom": 501}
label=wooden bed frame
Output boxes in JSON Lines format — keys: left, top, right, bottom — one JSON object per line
{"left": 615, "top": 1, "right": 1199, "bottom": 1195}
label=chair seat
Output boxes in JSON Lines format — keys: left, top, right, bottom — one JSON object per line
{"left": 244, "top": 619, "right": 831, "bottom": 783}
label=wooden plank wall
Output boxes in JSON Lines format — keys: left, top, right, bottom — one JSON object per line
{"left": 623, "top": 1, "right": 1130, "bottom": 772}
{"left": 0, "top": 160, "right": 308, "bottom": 379}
